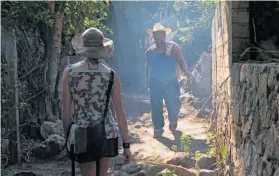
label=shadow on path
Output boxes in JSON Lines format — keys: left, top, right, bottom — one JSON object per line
{"left": 122, "top": 93, "right": 151, "bottom": 124}
{"left": 156, "top": 130, "right": 209, "bottom": 154}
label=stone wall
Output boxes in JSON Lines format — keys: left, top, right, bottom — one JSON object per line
{"left": 211, "top": 1, "right": 279, "bottom": 176}
{"left": 211, "top": 1, "right": 232, "bottom": 133}
{"left": 230, "top": 63, "right": 279, "bottom": 176}
{"left": 231, "top": 1, "right": 250, "bottom": 62}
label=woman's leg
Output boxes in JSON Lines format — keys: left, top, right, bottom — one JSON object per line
{"left": 99, "top": 157, "right": 112, "bottom": 176}
{"left": 79, "top": 162, "right": 96, "bottom": 176}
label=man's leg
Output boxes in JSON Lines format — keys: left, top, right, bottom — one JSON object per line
{"left": 164, "top": 81, "right": 181, "bottom": 131}
{"left": 150, "top": 82, "right": 164, "bottom": 137}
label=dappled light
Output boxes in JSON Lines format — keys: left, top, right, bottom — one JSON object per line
{"left": 2, "top": 1, "right": 279, "bottom": 176}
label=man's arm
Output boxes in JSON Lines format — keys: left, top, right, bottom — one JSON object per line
{"left": 61, "top": 67, "right": 72, "bottom": 136}
{"left": 172, "top": 44, "right": 189, "bottom": 73}
{"left": 145, "top": 50, "right": 150, "bottom": 88}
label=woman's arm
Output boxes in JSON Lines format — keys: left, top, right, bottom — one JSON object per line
{"left": 61, "top": 67, "right": 72, "bottom": 136}
{"left": 111, "top": 73, "right": 129, "bottom": 143}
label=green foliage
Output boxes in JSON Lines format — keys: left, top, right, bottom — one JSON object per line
{"left": 1, "top": 1, "right": 52, "bottom": 28}
{"left": 62, "top": 1, "right": 111, "bottom": 55}
{"left": 206, "top": 132, "right": 217, "bottom": 156}
{"left": 217, "top": 144, "right": 229, "bottom": 166}
{"left": 192, "top": 151, "right": 204, "bottom": 176}
{"left": 193, "top": 151, "right": 203, "bottom": 161}
{"left": 180, "top": 133, "right": 191, "bottom": 153}
{"left": 220, "top": 145, "right": 228, "bottom": 158}
{"left": 161, "top": 169, "right": 176, "bottom": 176}
{"left": 206, "top": 144, "right": 217, "bottom": 156}
{"left": 63, "top": 1, "right": 110, "bottom": 35}
{"left": 171, "top": 145, "right": 178, "bottom": 153}
{"left": 173, "top": 0, "right": 218, "bottom": 44}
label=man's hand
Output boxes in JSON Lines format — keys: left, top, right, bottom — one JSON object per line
{"left": 145, "top": 84, "right": 150, "bottom": 93}
{"left": 184, "top": 70, "right": 193, "bottom": 79}
{"left": 123, "top": 148, "right": 132, "bottom": 163}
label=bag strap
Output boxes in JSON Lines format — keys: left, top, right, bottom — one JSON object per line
{"left": 103, "top": 70, "right": 114, "bottom": 120}
{"left": 65, "top": 122, "right": 73, "bottom": 153}
{"left": 96, "top": 70, "right": 114, "bottom": 176}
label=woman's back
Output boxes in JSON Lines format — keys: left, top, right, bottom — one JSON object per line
{"left": 62, "top": 27, "right": 131, "bottom": 176}
{"left": 68, "top": 60, "right": 116, "bottom": 129}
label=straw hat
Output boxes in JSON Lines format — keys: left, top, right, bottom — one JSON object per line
{"left": 146, "top": 23, "right": 172, "bottom": 36}
{"left": 71, "top": 27, "right": 114, "bottom": 58}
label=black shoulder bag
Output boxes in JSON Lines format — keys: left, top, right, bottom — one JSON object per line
{"left": 65, "top": 70, "right": 114, "bottom": 176}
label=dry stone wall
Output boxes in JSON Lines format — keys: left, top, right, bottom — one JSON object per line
{"left": 212, "top": 1, "right": 279, "bottom": 176}
{"left": 230, "top": 63, "right": 279, "bottom": 176}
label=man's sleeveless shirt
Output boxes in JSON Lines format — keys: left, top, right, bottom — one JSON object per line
{"left": 148, "top": 41, "right": 178, "bottom": 82}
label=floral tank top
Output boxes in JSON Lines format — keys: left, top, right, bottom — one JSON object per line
{"left": 67, "top": 61, "right": 118, "bottom": 139}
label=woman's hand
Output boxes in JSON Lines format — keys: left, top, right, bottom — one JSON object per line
{"left": 123, "top": 148, "right": 132, "bottom": 163}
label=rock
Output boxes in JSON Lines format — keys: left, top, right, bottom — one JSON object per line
{"left": 13, "top": 171, "right": 41, "bottom": 176}
{"left": 199, "top": 169, "right": 217, "bottom": 176}
{"left": 40, "top": 119, "right": 64, "bottom": 139}
{"left": 179, "top": 93, "right": 194, "bottom": 103}
{"left": 187, "top": 97, "right": 194, "bottom": 104}
{"left": 274, "top": 167, "right": 279, "bottom": 176}
{"left": 111, "top": 154, "right": 125, "bottom": 171}
{"left": 197, "top": 156, "right": 216, "bottom": 170}
{"left": 134, "top": 124, "right": 142, "bottom": 129}
{"left": 156, "top": 168, "right": 177, "bottom": 176}
{"left": 195, "top": 109, "right": 211, "bottom": 118}
{"left": 132, "top": 170, "right": 148, "bottom": 176}
{"left": 166, "top": 155, "right": 195, "bottom": 168}
{"left": 1, "top": 139, "right": 16, "bottom": 155}
{"left": 129, "top": 133, "right": 140, "bottom": 144}
{"left": 120, "top": 163, "right": 142, "bottom": 174}
{"left": 177, "top": 112, "right": 185, "bottom": 118}
{"left": 114, "top": 171, "right": 130, "bottom": 176}
{"left": 32, "top": 134, "right": 65, "bottom": 159}
{"left": 192, "top": 99, "right": 204, "bottom": 109}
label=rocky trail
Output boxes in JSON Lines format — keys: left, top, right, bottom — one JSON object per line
{"left": 2, "top": 93, "right": 218, "bottom": 176}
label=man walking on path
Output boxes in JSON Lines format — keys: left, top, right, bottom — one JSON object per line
{"left": 145, "top": 23, "right": 191, "bottom": 138}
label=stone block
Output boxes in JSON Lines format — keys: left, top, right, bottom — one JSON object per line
{"left": 257, "top": 159, "right": 264, "bottom": 176}
{"left": 256, "top": 133, "right": 266, "bottom": 156}
{"left": 232, "top": 9, "right": 250, "bottom": 23}
{"left": 250, "top": 148, "right": 260, "bottom": 176}
{"left": 232, "top": 23, "right": 249, "bottom": 38}
{"left": 243, "top": 141, "right": 253, "bottom": 172}
{"left": 216, "top": 36, "right": 224, "bottom": 48}
{"left": 263, "top": 125, "right": 279, "bottom": 160}
{"left": 242, "top": 113, "right": 253, "bottom": 139}
{"left": 232, "top": 38, "right": 250, "bottom": 53}
{"left": 267, "top": 67, "right": 278, "bottom": 90}
{"left": 230, "top": 123, "right": 237, "bottom": 145}
{"left": 262, "top": 159, "right": 274, "bottom": 176}
{"left": 258, "top": 72, "right": 268, "bottom": 99}
{"left": 232, "top": 1, "right": 249, "bottom": 9}
{"left": 260, "top": 106, "right": 272, "bottom": 129}
{"left": 274, "top": 167, "right": 279, "bottom": 176}
{"left": 250, "top": 113, "right": 260, "bottom": 142}
{"left": 277, "top": 95, "right": 279, "bottom": 125}
{"left": 250, "top": 66, "right": 259, "bottom": 91}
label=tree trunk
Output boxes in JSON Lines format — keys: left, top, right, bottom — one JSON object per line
{"left": 44, "top": 1, "right": 64, "bottom": 121}
{"left": 2, "top": 27, "right": 16, "bottom": 129}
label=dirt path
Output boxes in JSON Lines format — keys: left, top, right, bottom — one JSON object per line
{"left": 119, "top": 93, "right": 216, "bottom": 175}
{"left": 123, "top": 93, "right": 210, "bottom": 161}
{"left": 2, "top": 92, "right": 216, "bottom": 176}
